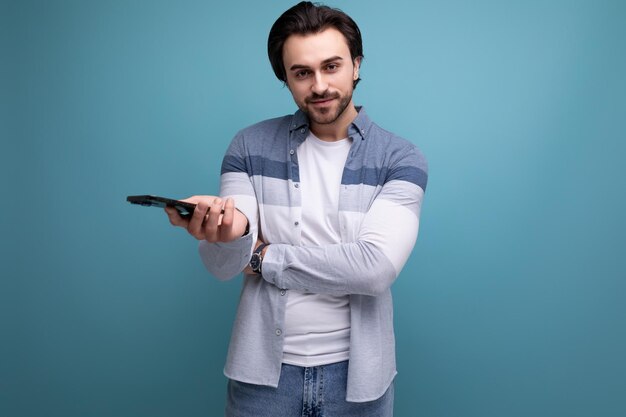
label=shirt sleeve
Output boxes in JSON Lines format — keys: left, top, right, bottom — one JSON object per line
{"left": 261, "top": 145, "right": 428, "bottom": 296}
{"left": 198, "top": 131, "right": 259, "bottom": 280}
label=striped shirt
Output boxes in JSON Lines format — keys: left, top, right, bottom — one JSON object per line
{"left": 199, "top": 107, "right": 428, "bottom": 402}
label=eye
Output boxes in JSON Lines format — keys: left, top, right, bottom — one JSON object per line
{"left": 325, "top": 63, "right": 339, "bottom": 71}
{"left": 295, "top": 70, "right": 311, "bottom": 79}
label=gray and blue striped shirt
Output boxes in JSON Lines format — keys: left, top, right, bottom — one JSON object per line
{"left": 199, "top": 107, "right": 428, "bottom": 402}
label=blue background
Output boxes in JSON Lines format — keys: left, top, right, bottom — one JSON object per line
{"left": 2, "top": 0, "right": 625, "bottom": 416}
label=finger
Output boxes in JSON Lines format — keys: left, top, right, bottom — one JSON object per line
{"left": 180, "top": 196, "right": 205, "bottom": 204}
{"left": 203, "top": 197, "right": 224, "bottom": 242}
{"left": 188, "top": 200, "right": 210, "bottom": 239}
{"left": 164, "top": 207, "right": 189, "bottom": 228}
{"left": 219, "top": 198, "right": 236, "bottom": 238}
{"left": 208, "top": 204, "right": 226, "bottom": 225}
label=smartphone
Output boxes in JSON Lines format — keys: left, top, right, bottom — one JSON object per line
{"left": 126, "top": 195, "right": 196, "bottom": 218}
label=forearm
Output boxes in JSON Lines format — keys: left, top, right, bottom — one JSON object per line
{"left": 261, "top": 241, "right": 399, "bottom": 296}
{"left": 198, "top": 232, "right": 255, "bottom": 280}
{"left": 198, "top": 174, "right": 258, "bottom": 280}
{"left": 261, "top": 197, "right": 420, "bottom": 296}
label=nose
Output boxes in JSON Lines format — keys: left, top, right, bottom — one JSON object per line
{"left": 311, "top": 72, "right": 328, "bottom": 95}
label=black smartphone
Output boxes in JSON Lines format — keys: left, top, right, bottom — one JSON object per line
{"left": 126, "top": 195, "right": 196, "bottom": 218}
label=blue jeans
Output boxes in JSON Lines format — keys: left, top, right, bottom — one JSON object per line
{"left": 225, "top": 361, "right": 394, "bottom": 417}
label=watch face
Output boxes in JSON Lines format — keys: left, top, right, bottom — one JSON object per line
{"left": 250, "top": 254, "right": 261, "bottom": 272}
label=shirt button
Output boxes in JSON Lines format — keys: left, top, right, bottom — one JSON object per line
{"left": 289, "top": 149, "right": 295, "bottom": 155}
{"left": 294, "top": 221, "right": 299, "bottom": 226}
{"left": 300, "top": 128, "right": 305, "bottom": 133}
{"left": 280, "top": 289, "right": 286, "bottom": 296}
{"left": 275, "top": 329, "right": 282, "bottom": 336}
{"left": 294, "top": 183, "right": 299, "bottom": 188}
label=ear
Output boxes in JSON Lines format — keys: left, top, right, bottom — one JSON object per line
{"left": 353, "top": 57, "right": 362, "bottom": 80}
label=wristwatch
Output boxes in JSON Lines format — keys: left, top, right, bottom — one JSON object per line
{"left": 249, "top": 243, "right": 269, "bottom": 274}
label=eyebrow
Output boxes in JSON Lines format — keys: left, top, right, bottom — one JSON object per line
{"left": 289, "top": 56, "right": 344, "bottom": 71}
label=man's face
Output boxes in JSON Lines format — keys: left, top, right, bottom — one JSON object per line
{"left": 282, "top": 28, "right": 360, "bottom": 127}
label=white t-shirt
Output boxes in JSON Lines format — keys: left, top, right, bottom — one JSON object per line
{"left": 282, "top": 132, "right": 353, "bottom": 367}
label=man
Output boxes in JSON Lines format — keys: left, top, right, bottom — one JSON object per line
{"left": 165, "top": 2, "right": 428, "bottom": 416}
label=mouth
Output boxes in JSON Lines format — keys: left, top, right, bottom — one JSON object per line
{"left": 308, "top": 95, "right": 338, "bottom": 106}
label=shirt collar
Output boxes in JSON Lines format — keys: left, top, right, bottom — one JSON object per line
{"left": 290, "top": 106, "right": 372, "bottom": 140}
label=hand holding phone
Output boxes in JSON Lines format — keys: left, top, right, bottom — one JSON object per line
{"left": 127, "top": 194, "right": 248, "bottom": 243}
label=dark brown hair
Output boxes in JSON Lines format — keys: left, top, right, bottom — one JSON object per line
{"left": 267, "top": 1, "right": 364, "bottom": 88}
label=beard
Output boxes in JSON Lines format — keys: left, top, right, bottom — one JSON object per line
{"left": 298, "top": 90, "right": 353, "bottom": 125}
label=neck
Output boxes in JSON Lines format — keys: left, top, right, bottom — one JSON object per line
{"left": 310, "top": 103, "right": 358, "bottom": 142}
